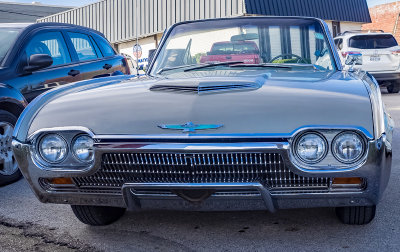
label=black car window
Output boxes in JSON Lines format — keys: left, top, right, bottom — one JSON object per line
{"left": 94, "top": 36, "right": 116, "bottom": 57}
{"left": 349, "top": 35, "right": 398, "bottom": 49}
{"left": 25, "top": 32, "right": 71, "bottom": 66}
{"left": 0, "top": 27, "right": 22, "bottom": 64}
{"left": 68, "top": 32, "right": 98, "bottom": 61}
{"left": 334, "top": 38, "right": 343, "bottom": 50}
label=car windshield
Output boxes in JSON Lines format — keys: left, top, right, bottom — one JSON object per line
{"left": 349, "top": 34, "right": 398, "bottom": 49}
{"left": 0, "top": 27, "right": 22, "bottom": 64}
{"left": 151, "top": 18, "right": 336, "bottom": 75}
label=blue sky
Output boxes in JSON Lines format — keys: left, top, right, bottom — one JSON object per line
{"left": 0, "top": 0, "right": 394, "bottom": 7}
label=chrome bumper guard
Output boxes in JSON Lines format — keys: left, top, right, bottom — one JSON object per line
{"left": 122, "top": 182, "right": 276, "bottom": 212}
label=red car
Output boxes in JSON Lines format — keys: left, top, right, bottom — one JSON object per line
{"left": 200, "top": 41, "right": 260, "bottom": 64}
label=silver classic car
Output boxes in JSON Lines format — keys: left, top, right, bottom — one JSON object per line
{"left": 12, "top": 17, "right": 393, "bottom": 226}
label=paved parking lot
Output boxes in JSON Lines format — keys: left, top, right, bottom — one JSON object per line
{"left": 0, "top": 90, "right": 399, "bottom": 252}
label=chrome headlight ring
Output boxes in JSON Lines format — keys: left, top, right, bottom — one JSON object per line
{"left": 37, "top": 133, "right": 68, "bottom": 164}
{"left": 71, "top": 134, "right": 95, "bottom": 163}
{"left": 331, "top": 131, "right": 366, "bottom": 164}
{"left": 293, "top": 132, "right": 328, "bottom": 164}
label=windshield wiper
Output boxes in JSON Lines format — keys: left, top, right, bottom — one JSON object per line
{"left": 156, "top": 64, "right": 199, "bottom": 74}
{"left": 229, "top": 63, "right": 292, "bottom": 69}
{"left": 230, "top": 63, "right": 323, "bottom": 71}
{"left": 183, "top": 61, "right": 244, "bottom": 72}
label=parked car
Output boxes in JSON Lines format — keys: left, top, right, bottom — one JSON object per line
{"left": 0, "top": 22, "right": 130, "bottom": 185}
{"left": 200, "top": 40, "right": 260, "bottom": 64}
{"left": 13, "top": 17, "right": 393, "bottom": 226}
{"left": 334, "top": 30, "right": 400, "bottom": 93}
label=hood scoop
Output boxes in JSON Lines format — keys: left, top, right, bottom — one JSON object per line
{"left": 150, "top": 82, "right": 262, "bottom": 95}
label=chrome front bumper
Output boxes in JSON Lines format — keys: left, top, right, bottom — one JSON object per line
{"left": 12, "top": 135, "right": 392, "bottom": 211}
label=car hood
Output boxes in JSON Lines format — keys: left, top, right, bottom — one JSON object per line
{"left": 27, "top": 70, "right": 373, "bottom": 137}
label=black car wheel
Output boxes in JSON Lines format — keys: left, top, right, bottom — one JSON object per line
{"left": 335, "top": 205, "right": 376, "bottom": 225}
{"left": 0, "top": 110, "right": 22, "bottom": 186}
{"left": 71, "top": 205, "right": 126, "bottom": 226}
{"left": 387, "top": 82, "right": 400, "bottom": 93}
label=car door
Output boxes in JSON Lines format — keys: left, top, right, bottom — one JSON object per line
{"left": 66, "top": 31, "right": 118, "bottom": 80}
{"left": 91, "top": 34, "right": 130, "bottom": 75}
{"left": 9, "top": 30, "right": 81, "bottom": 102}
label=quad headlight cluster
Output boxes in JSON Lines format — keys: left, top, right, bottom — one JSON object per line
{"left": 294, "top": 131, "right": 366, "bottom": 165}
{"left": 37, "top": 134, "right": 94, "bottom": 164}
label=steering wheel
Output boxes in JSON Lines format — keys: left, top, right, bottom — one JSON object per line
{"left": 268, "top": 54, "right": 308, "bottom": 64}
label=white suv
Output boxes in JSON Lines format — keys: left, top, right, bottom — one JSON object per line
{"left": 334, "top": 30, "right": 400, "bottom": 93}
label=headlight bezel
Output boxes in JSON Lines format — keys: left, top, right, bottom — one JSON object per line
{"left": 331, "top": 131, "right": 366, "bottom": 164}
{"left": 37, "top": 133, "right": 68, "bottom": 164}
{"left": 291, "top": 128, "right": 369, "bottom": 170}
{"left": 29, "top": 127, "right": 96, "bottom": 170}
{"left": 293, "top": 131, "right": 328, "bottom": 164}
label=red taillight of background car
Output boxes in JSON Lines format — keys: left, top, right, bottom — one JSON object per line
{"left": 391, "top": 50, "right": 400, "bottom": 55}
{"left": 342, "top": 51, "right": 362, "bottom": 58}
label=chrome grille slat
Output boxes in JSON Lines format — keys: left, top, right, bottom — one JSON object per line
{"left": 73, "top": 153, "right": 330, "bottom": 192}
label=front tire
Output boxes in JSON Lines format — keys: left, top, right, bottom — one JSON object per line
{"left": 387, "top": 82, "right": 400, "bottom": 93}
{"left": 335, "top": 205, "right": 376, "bottom": 225}
{"left": 0, "top": 110, "right": 21, "bottom": 186}
{"left": 71, "top": 205, "right": 126, "bottom": 226}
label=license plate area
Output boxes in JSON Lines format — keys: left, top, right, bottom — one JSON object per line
{"left": 370, "top": 56, "right": 381, "bottom": 61}
{"left": 121, "top": 182, "right": 275, "bottom": 212}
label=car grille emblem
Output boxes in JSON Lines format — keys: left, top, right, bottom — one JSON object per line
{"left": 158, "top": 122, "right": 223, "bottom": 133}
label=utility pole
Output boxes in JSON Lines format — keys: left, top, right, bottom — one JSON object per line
{"left": 136, "top": 0, "right": 139, "bottom": 77}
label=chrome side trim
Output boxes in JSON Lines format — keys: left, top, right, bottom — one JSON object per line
{"left": 361, "top": 72, "right": 386, "bottom": 139}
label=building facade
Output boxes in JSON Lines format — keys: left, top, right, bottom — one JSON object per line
{"left": 362, "top": 1, "right": 400, "bottom": 42}
{"left": 0, "top": 2, "right": 71, "bottom": 23}
{"left": 38, "top": 0, "right": 371, "bottom": 70}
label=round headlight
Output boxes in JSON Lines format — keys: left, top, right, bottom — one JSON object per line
{"left": 295, "top": 133, "right": 327, "bottom": 163}
{"left": 38, "top": 134, "right": 68, "bottom": 163}
{"left": 72, "top": 135, "right": 94, "bottom": 162}
{"left": 332, "top": 132, "right": 364, "bottom": 163}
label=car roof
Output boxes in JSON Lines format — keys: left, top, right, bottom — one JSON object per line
{"left": 18, "top": 22, "right": 105, "bottom": 37}
{"left": 335, "top": 31, "right": 394, "bottom": 39}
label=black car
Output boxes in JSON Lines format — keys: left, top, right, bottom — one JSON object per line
{"left": 0, "top": 23, "right": 130, "bottom": 185}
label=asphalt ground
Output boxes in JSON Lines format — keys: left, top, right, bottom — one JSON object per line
{"left": 0, "top": 89, "right": 399, "bottom": 252}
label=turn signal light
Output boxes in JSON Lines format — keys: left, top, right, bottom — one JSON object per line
{"left": 49, "top": 177, "right": 74, "bottom": 185}
{"left": 332, "top": 177, "right": 363, "bottom": 185}
{"left": 331, "top": 177, "right": 364, "bottom": 190}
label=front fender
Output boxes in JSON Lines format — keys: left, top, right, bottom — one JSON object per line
{"left": 0, "top": 83, "right": 27, "bottom": 116}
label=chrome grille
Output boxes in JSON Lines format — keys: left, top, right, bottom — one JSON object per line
{"left": 73, "top": 153, "right": 330, "bottom": 192}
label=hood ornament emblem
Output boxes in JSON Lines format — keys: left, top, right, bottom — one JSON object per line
{"left": 158, "top": 122, "right": 223, "bottom": 133}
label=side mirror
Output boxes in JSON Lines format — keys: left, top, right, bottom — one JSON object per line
{"left": 345, "top": 52, "right": 363, "bottom": 66}
{"left": 24, "top": 54, "right": 53, "bottom": 72}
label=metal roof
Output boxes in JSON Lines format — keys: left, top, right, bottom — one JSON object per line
{"left": 0, "top": 2, "right": 71, "bottom": 23}
{"left": 244, "top": 0, "right": 371, "bottom": 23}
{"left": 37, "top": 0, "right": 371, "bottom": 44}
